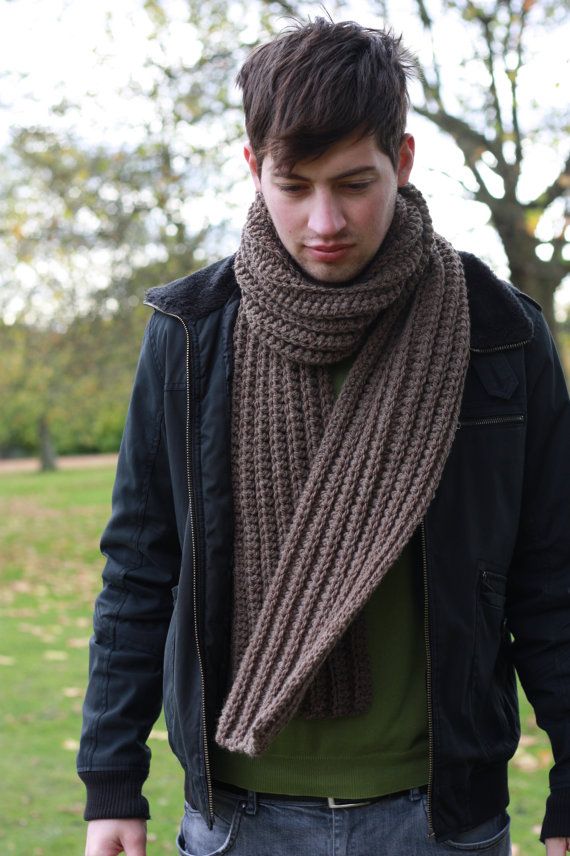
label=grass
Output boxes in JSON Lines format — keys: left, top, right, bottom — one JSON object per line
{"left": 0, "top": 466, "right": 549, "bottom": 854}
{"left": 0, "top": 467, "right": 184, "bottom": 855}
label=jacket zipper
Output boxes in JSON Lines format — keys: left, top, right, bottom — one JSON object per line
{"left": 144, "top": 301, "right": 214, "bottom": 824}
{"left": 470, "top": 337, "right": 532, "bottom": 354}
{"left": 457, "top": 414, "right": 525, "bottom": 430}
{"left": 421, "top": 521, "right": 435, "bottom": 837}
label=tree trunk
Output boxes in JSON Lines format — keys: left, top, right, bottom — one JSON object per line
{"left": 38, "top": 416, "right": 58, "bottom": 472}
{"left": 492, "top": 209, "right": 561, "bottom": 353}
{"left": 507, "top": 263, "right": 559, "bottom": 347}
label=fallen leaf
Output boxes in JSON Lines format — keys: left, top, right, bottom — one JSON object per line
{"left": 538, "top": 750, "right": 553, "bottom": 768}
{"left": 59, "top": 803, "right": 84, "bottom": 816}
{"left": 62, "top": 739, "right": 80, "bottom": 751}
{"left": 0, "top": 656, "right": 15, "bottom": 666}
{"left": 512, "top": 749, "right": 539, "bottom": 772}
{"left": 149, "top": 729, "right": 169, "bottom": 741}
{"left": 43, "top": 650, "right": 68, "bottom": 661}
{"left": 63, "top": 687, "right": 83, "bottom": 698}
{"left": 67, "top": 637, "right": 89, "bottom": 648}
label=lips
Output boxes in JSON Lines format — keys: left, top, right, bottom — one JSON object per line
{"left": 305, "top": 244, "right": 354, "bottom": 262}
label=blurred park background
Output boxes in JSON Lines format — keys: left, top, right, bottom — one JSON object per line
{"left": 0, "top": 0, "right": 568, "bottom": 852}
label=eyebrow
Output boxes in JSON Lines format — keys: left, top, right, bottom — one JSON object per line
{"left": 273, "top": 165, "right": 379, "bottom": 181}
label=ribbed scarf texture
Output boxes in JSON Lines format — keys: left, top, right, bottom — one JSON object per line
{"left": 215, "top": 184, "right": 470, "bottom": 756}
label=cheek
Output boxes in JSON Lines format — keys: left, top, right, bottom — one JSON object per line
{"left": 270, "top": 203, "right": 301, "bottom": 241}
{"left": 364, "top": 190, "right": 395, "bottom": 233}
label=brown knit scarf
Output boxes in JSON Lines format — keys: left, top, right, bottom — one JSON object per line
{"left": 215, "top": 184, "right": 470, "bottom": 756}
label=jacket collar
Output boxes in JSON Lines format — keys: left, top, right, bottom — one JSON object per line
{"left": 145, "top": 251, "right": 535, "bottom": 351}
{"left": 460, "top": 252, "right": 534, "bottom": 351}
{"left": 145, "top": 255, "right": 239, "bottom": 320}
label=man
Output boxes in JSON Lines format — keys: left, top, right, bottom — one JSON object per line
{"left": 79, "top": 19, "right": 570, "bottom": 856}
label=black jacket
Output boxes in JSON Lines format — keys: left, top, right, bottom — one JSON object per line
{"left": 78, "top": 252, "right": 570, "bottom": 842}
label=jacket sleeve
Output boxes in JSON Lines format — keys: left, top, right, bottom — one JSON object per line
{"left": 77, "top": 312, "right": 182, "bottom": 820}
{"left": 506, "top": 305, "right": 570, "bottom": 841}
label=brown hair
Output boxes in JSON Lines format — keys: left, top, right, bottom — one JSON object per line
{"left": 237, "top": 18, "right": 417, "bottom": 172}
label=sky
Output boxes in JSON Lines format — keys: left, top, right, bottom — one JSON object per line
{"left": 0, "top": 0, "right": 568, "bottom": 315}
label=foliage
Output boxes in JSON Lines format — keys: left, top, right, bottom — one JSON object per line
{"left": 0, "top": 0, "right": 327, "bottom": 327}
{"left": 0, "top": 0, "right": 567, "bottom": 466}
{"left": 0, "top": 127, "right": 212, "bottom": 326}
{"left": 0, "top": 308, "right": 148, "bottom": 459}
{"left": 0, "top": 0, "right": 333, "bottom": 465}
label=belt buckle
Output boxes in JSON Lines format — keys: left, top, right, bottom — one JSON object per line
{"left": 327, "top": 797, "right": 372, "bottom": 809}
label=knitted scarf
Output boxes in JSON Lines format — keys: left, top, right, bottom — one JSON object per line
{"left": 215, "top": 184, "right": 470, "bottom": 757}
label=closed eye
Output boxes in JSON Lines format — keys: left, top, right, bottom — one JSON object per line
{"left": 277, "top": 184, "right": 307, "bottom": 194}
{"left": 341, "top": 181, "right": 374, "bottom": 192}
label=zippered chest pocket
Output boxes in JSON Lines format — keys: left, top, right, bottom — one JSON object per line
{"left": 458, "top": 413, "right": 525, "bottom": 430}
{"left": 458, "top": 350, "right": 525, "bottom": 428}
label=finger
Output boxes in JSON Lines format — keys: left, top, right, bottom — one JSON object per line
{"left": 545, "top": 837, "right": 567, "bottom": 856}
{"left": 123, "top": 826, "right": 147, "bottom": 856}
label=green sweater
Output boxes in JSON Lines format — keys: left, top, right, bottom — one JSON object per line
{"left": 212, "top": 357, "right": 429, "bottom": 798}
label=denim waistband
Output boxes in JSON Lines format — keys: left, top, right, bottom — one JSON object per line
{"left": 211, "top": 781, "right": 428, "bottom": 810}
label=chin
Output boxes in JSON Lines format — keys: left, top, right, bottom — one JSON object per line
{"left": 303, "top": 261, "right": 368, "bottom": 285}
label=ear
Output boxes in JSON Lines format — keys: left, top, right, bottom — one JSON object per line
{"left": 396, "top": 134, "right": 415, "bottom": 187}
{"left": 244, "top": 143, "right": 262, "bottom": 192}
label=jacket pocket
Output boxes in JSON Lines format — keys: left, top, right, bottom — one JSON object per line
{"left": 470, "top": 564, "right": 519, "bottom": 761}
{"left": 480, "top": 568, "right": 507, "bottom": 610}
{"left": 457, "top": 414, "right": 524, "bottom": 430}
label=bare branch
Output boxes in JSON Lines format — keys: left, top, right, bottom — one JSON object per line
{"left": 262, "top": 0, "right": 304, "bottom": 17}
{"left": 506, "top": 2, "right": 526, "bottom": 169}
{"left": 413, "top": 0, "right": 444, "bottom": 110}
{"left": 476, "top": 6, "right": 506, "bottom": 167}
{"left": 413, "top": 105, "right": 495, "bottom": 157}
{"left": 467, "top": 161, "right": 498, "bottom": 208}
{"left": 551, "top": 233, "right": 569, "bottom": 268}
{"left": 524, "top": 154, "right": 570, "bottom": 210}
{"left": 425, "top": 165, "right": 479, "bottom": 198}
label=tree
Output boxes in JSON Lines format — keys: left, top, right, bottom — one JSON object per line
{"left": 0, "top": 308, "right": 150, "bottom": 464}
{"left": 4, "top": 0, "right": 565, "bottom": 467}
{"left": 0, "top": 0, "right": 337, "bottom": 466}
{"left": 383, "top": 0, "right": 569, "bottom": 335}
{"left": 0, "top": 128, "right": 210, "bottom": 468}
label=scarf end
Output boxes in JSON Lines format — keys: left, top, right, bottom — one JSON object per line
{"left": 214, "top": 721, "right": 270, "bottom": 758}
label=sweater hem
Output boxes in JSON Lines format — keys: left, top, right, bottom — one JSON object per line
{"left": 212, "top": 747, "right": 429, "bottom": 800}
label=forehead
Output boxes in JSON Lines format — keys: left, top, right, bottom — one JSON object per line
{"left": 269, "top": 132, "right": 393, "bottom": 180}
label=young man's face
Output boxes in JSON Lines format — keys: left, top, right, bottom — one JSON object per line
{"left": 244, "top": 131, "right": 415, "bottom": 283}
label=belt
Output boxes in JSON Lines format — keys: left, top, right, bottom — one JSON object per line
{"left": 213, "top": 781, "right": 427, "bottom": 810}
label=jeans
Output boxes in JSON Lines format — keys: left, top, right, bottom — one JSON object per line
{"left": 176, "top": 786, "right": 511, "bottom": 855}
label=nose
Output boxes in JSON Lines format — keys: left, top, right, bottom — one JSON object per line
{"left": 307, "top": 191, "right": 347, "bottom": 237}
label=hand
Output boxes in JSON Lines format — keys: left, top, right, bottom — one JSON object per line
{"left": 85, "top": 818, "right": 147, "bottom": 856}
{"left": 546, "top": 838, "right": 570, "bottom": 855}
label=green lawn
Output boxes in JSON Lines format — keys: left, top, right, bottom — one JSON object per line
{"left": 0, "top": 466, "right": 549, "bottom": 854}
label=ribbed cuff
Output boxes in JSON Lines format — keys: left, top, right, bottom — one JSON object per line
{"left": 79, "top": 770, "right": 150, "bottom": 821}
{"left": 540, "top": 788, "right": 570, "bottom": 841}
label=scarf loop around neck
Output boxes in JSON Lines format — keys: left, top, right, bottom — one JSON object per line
{"left": 215, "top": 184, "right": 470, "bottom": 756}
